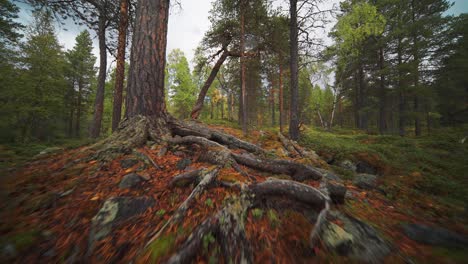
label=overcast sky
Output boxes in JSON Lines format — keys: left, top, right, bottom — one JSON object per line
{"left": 14, "top": 0, "right": 468, "bottom": 70}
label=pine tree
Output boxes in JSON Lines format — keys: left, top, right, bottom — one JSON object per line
{"left": 66, "top": 30, "right": 97, "bottom": 138}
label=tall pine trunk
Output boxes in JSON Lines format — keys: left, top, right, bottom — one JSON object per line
{"left": 289, "top": 0, "right": 299, "bottom": 140}
{"left": 191, "top": 50, "right": 228, "bottom": 119}
{"left": 279, "top": 63, "right": 284, "bottom": 134}
{"left": 240, "top": 0, "right": 247, "bottom": 135}
{"left": 125, "top": 0, "right": 169, "bottom": 118}
{"left": 75, "top": 79, "right": 82, "bottom": 137}
{"left": 397, "top": 37, "right": 405, "bottom": 137}
{"left": 89, "top": 15, "right": 107, "bottom": 138}
{"left": 378, "top": 46, "right": 387, "bottom": 134}
{"left": 112, "top": 0, "right": 130, "bottom": 131}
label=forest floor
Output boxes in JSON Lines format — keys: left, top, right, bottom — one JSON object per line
{"left": 0, "top": 122, "right": 467, "bottom": 263}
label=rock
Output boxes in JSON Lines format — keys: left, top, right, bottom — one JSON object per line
{"left": 322, "top": 211, "right": 392, "bottom": 263}
{"left": 353, "top": 173, "right": 378, "bottom": 190}
{"left": 176, "top": 158, "right": 192, "bottom": 170}
{"left": 2, "top": 243, "right": 16, "bottom": 258}
{"left": 89, "top": 196, "right": 154, "bottom": 249}
{"left": 327, "top": 181, "right": 347, "bottom": 204}
{"left": 338, "top": 159, "right": 357, "bottom": 172}
{"left": 356, "top": 161, "right": 377, "bottom": 175}
{"left": 120, "top": 159, "right": 139, "bottom": 169}
{"left": 317, "top": 168, "right": 342, "bottom": 181}
{"left": 322, "top": 222, "right": 354, "bottom": 255}
{"left": 118, "top": 173, "right": 145, "bottom": 189}
{"left": 42, "top": 249, "right": 56, "bottom": 257}
{"left": 158, "top": 146, "right": 168, "bottom": 156}
{"left": 173, "top": 151, "right": 185, "bottom": 157}
{"left": 402, "top": 223, "right": 468, "bottom": 248}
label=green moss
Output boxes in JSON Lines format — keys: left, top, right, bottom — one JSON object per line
{"left": 202, "top": 232, "right": 216, "bottom": 251}
{"left": 252, "top": 208, "right": 263, "bottom": 219}
{"left": 300, "top": 126, "right": 468, "bottom": 203}
{"left": 205, "top": 198, "right": 214, "bottom": 208}
{"left": 267, "top": 209, "right": 280, "bottom": 228}
{"left": 156, "top": 209, "right": 166, "bottom": 217}
{"left": 147, "top": 234, "right": 176, "bottom": 263}
{"left": 1, "top": 230, "right": 41, "bottom": 251}
{"left": 432, "top": 246, "right": 468, "bottom": 263}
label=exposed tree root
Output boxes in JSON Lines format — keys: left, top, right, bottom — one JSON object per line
{"left": 232, "top": 153, "right": 323, "bottom": 181}
{"left": 169, "top": 168, "right": 206, "bottom": 188}
{"left": 169, "top": 120, "right": 266, "bottom": 155}
{"left": 169, "top": 134, "right": 323, "bottom": 182}
{"left": 80, "top": 117, "right": 339, "bottom": 262}
{"left": 89, "top": 116, "right": 171, "bottom": 160}
{"left": 278, "top": 132, "right": 320, "bottom": 161}
{"left": 167, "top": 178, "right": 330, "bottom": 263}
{"left": 132, "top": 150, "right": 162, "bottom": 170}
{"left": 146, "top": 166, "right": 220, "bottom": 247}
{"left": 169, "top": 135, "right": 254, "bottom": 181}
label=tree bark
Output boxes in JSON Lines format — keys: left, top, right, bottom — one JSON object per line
{"left": 240, "top": 0, "right": 247, "bottom": 136}
{"left": 75, "top": 79, "right": 82, "bottom": 137}
{"left": 397, "top": 35, "right": 405, "bottom": 137}
{"left": 112, "top": 0, "right": 130, "bottom": 132}
{"left": 125, "top": 0, "right": 169, "bottom": 119}
{"left": 289, "top": 0, "right": 299, "bottom": 140}
{"left": 279, "top": 63, "right": 284, "bottom": 133}
{"left": 378, "top": 46, "right": 387, "bottom": 134}
{"left": 191, "top": 50, "right": 229, "bottom": 119}
{"left": 271, "top": 83, "right": 276, "bottom": 126}
{"left": 411, "top": 0, "right": 421, "bottom": 136}
{"left": 89, "top": 14, "right": 107, "bottom": 138}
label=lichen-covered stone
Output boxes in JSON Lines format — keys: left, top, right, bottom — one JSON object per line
{"left": 118, "top": 173, "right": 145, "bottom": 189}
{"left": 353, "top": 173, "right": 378, "bottom": 190}
{"left": 88, "top": 196, "right": 154, "bottom": 252}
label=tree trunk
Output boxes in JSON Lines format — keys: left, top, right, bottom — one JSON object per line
{"left": 68, "top": 98, "right": 74, "bottom": 137}
{"left": 191, "top": 50, "right": 228, "bottom": 119}
{"left": 125, "top": 0, "right": 169, "bottom": 118}
{"left": 279, "top": 63, "right": 284, "bottom": 133}
{"left": 75, "top": 79, "right": 82, "bottom": 137}
{"left": 329, "top": 90, "right": 338, "bottom": 130}
{"left": 378, "top": 46, "right": 387, "bottom": 134}
{"left": 397, "top": 36, "right": 405, "bottom": 137}
{"left": 89, "top": 14, "right": 107, "bottom": 138}
{"left": 271, "top": 84, "right": 276, "bottom": 126}
{"left": 112, "top": 0, "right": 130, "bottom": 132}
{"left": 240, "top": 0, "right": 247, "bottom": 135}
{"left": 354, "top": 70, "right": 360, "bottom": 129}
{"left": 411, "top": 0, "right": 421, "bottom": 136}
{"left": 289, "top": 0, "right": 299, "bottom": 140}
{"left": 358, "top": 63, "right": 367, "bottom": 130}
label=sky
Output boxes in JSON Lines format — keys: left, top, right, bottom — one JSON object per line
{"left": 13, "top": 0, "right": 468, "bottom": 70}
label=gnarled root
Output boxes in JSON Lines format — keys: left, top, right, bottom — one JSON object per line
{"left": 170, "top": 135, "right": 323, "bottom": 182}
{"left": 146, "top": 166, "right": 220, "bottom": 247}
{"left": 170, "top": 120, "right": 266, "bottom": 155}
{"left": 167, "top": 178, "right": 330, "bottom": 263}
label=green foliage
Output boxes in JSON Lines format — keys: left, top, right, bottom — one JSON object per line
{"left": 202, "top": 232, "right": 216, "bottom": 251}
{"left": 205, "top": 198, "right": 214, "bottom": 208}
{"left": 0, "top": 10, "right": 68, "bottom": 143}
{"left": 65, "top": 30, "right": 96, "bottom": 138}
{"left": 0, "top": 0, "right": 23, "bottom": 44}
{"left": 0, "top": 229, "right": 40, "bottom": 252}
{"left": 300, "top": 126, "right": 468, "bottom": 203}
{"left": 332, "top": 2, "right": 386, "bottom": 58}
{"left": 167, "top": 49, "right": 198, "bottom": 119}
{"left": 251, "top": 208, "right": 263, "bottom": 219}
{"left": 156, "top": 209, "right": 166, "bottom": 217}
{"left": 147, "top": 234, "right": 176, "bottom": 263}
{"left": 267, "top": 209, "right": 279, "bottom": 227}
